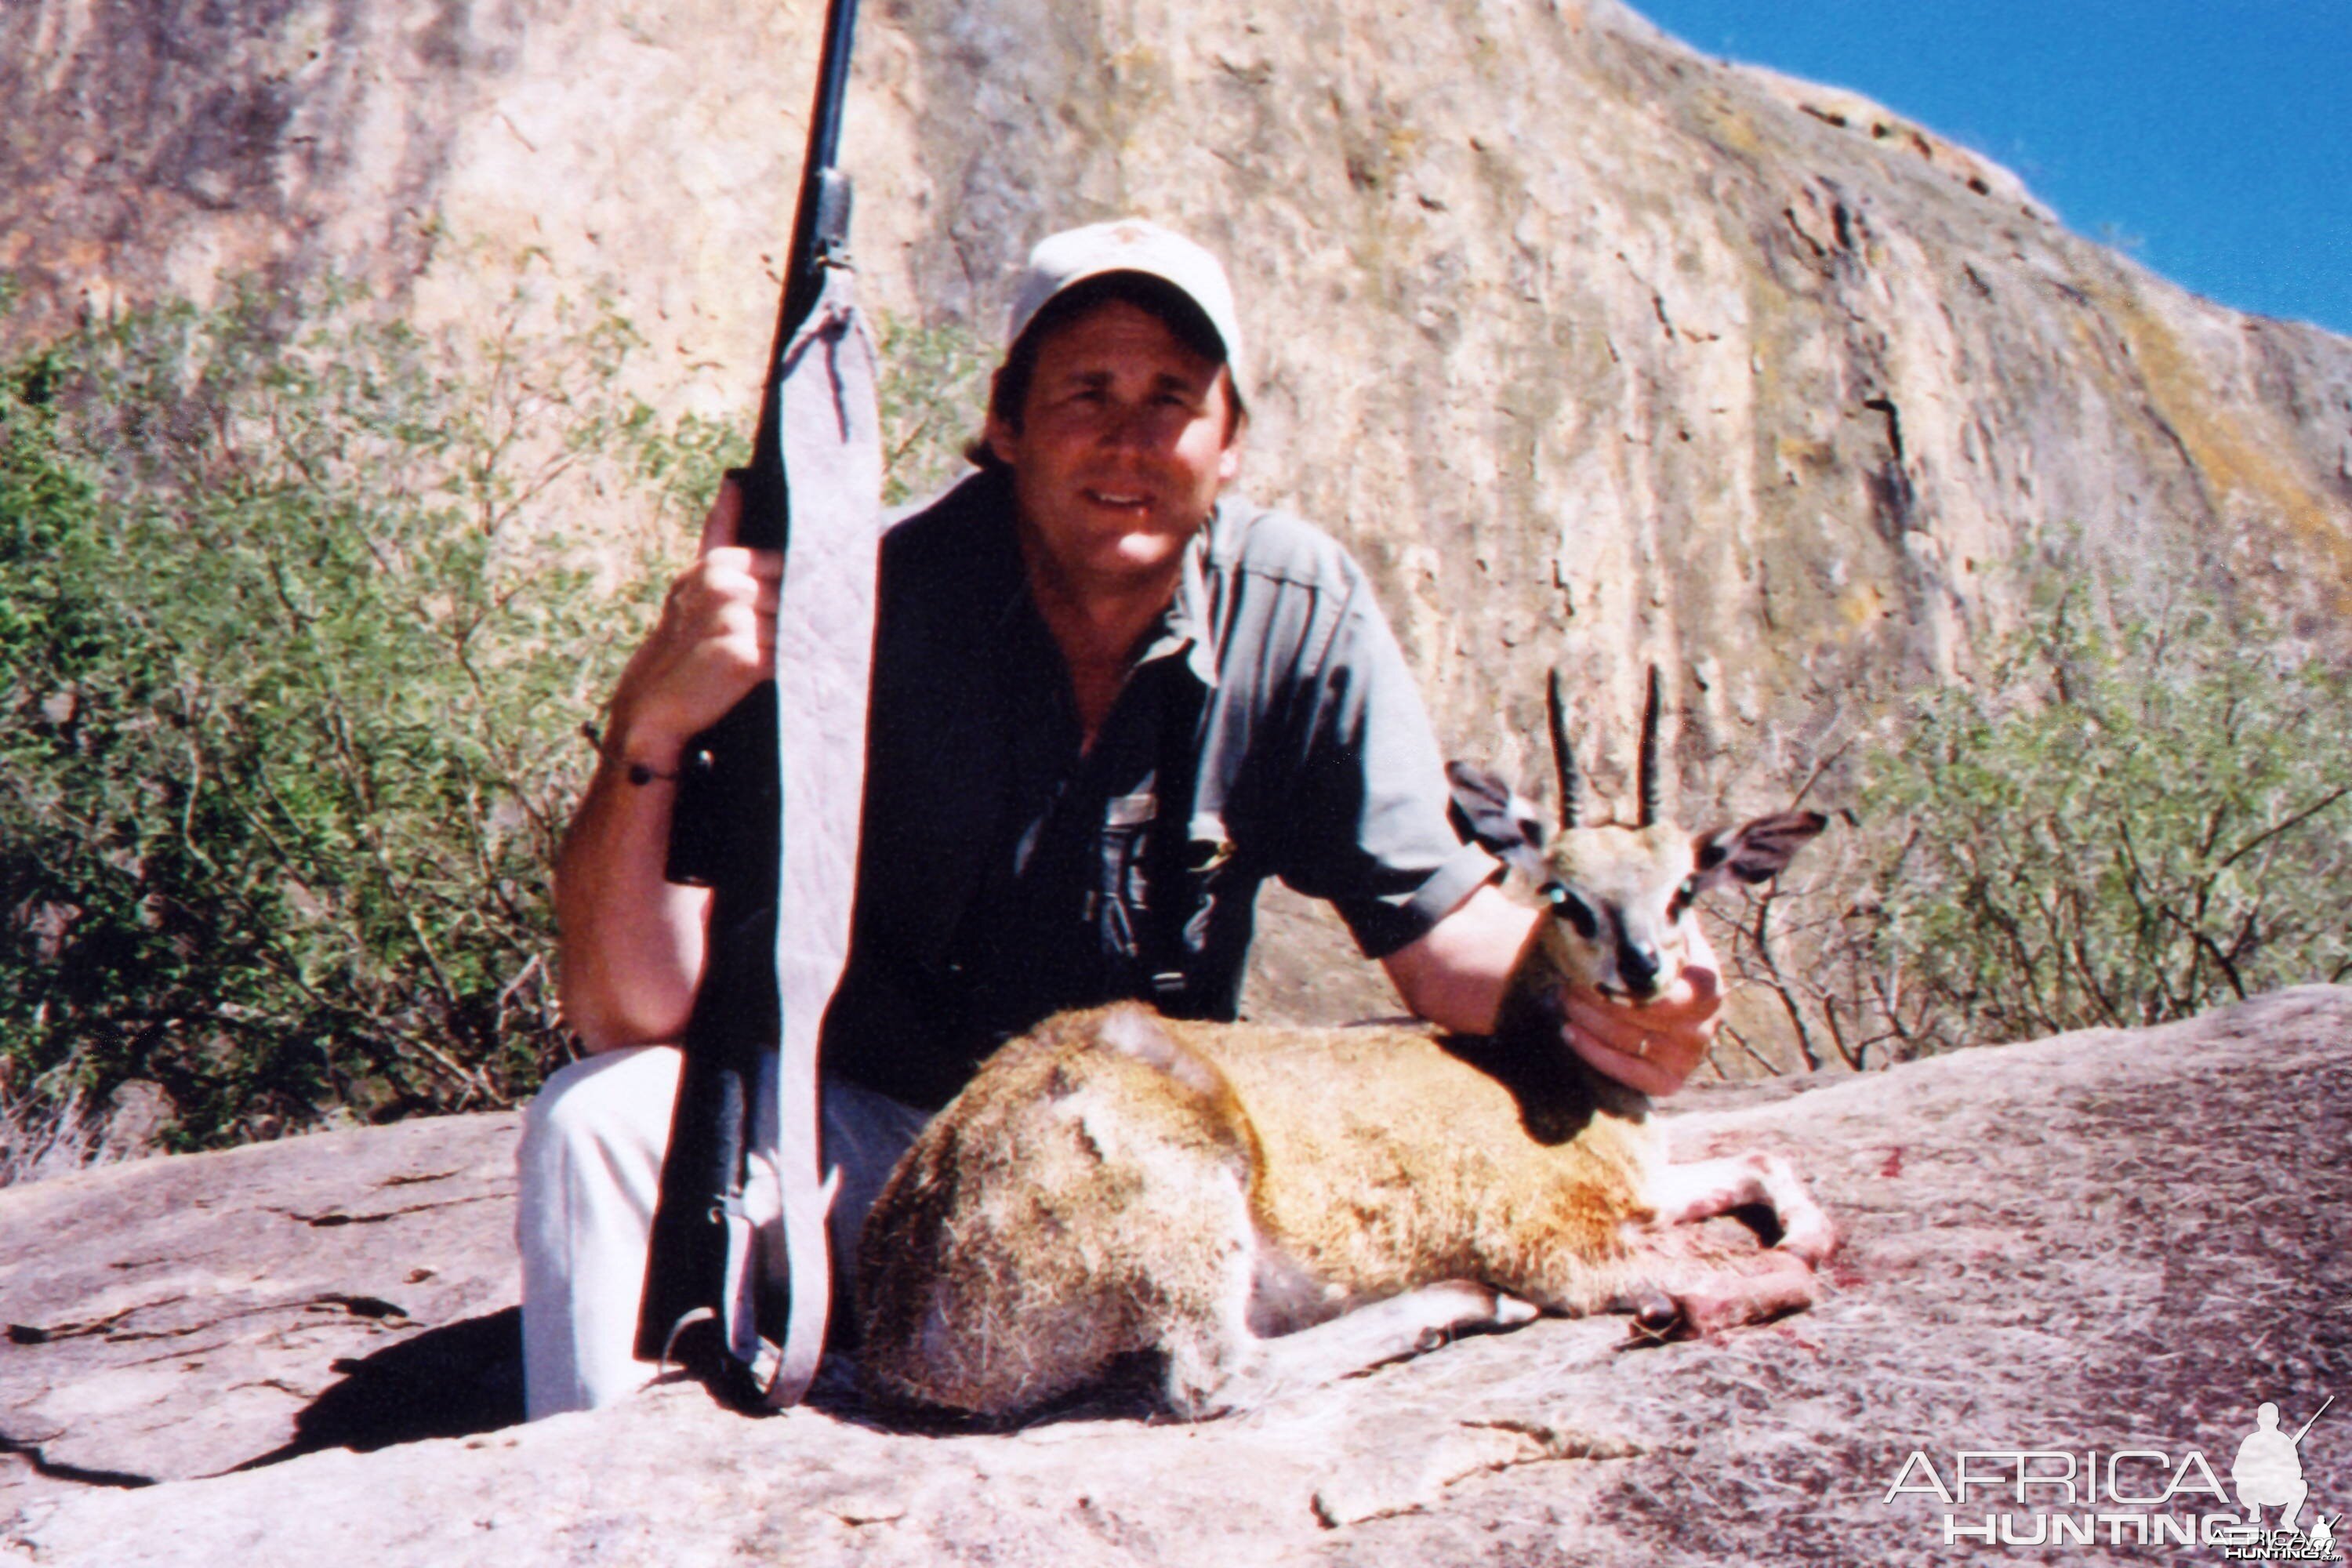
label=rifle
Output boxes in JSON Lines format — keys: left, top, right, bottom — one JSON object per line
{"left": 633, "top": 0, "right": 867, "bottom": 1408}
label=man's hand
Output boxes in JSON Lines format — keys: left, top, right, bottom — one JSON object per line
{"left": 1384, "top": 887, "right": 1725, "bottom": 1098}
{"left": 602, "top": 479, "right": 782, "bottom": 769}
{"left": 1559, "top": 927, "right": 1724, "bottom": 1097}
{"left": 554, "top": 481, "right": 778, "bottom": 1052}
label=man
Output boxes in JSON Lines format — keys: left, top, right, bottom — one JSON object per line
{"left": 520, "top": 220, "right": 1723, "bottom": 1418}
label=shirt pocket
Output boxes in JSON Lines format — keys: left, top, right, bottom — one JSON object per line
{"left": 1093, "top": 789, "right": 1160, "bottom": 960}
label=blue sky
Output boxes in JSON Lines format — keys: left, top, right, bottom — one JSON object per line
{"left": 1624, "top": 1, "right": 2352, "bottom": 339}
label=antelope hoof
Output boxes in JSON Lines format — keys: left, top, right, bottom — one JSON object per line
{"left": 1493, "top": 1291, "right": 1541, "bottom": 1328}
{"left": 1777, "top": 1207, "right": 1838, "bottom": 1265}
{"left": 1677, "top": 1254, "right": 1820, "bottom": 1337}
{"left": 1631, "top": 1290, "right": 1682, "bottom": 1341}
{"left": 1410, "top": 1281, "right": 1536, "bottom": 1350}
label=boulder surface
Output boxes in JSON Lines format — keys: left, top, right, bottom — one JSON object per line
{"left": 5, "top": 0, "right": 2350, "bottom": 1044}
{"left": 5, "top": 987, "right": 2346, "bottom": 1565}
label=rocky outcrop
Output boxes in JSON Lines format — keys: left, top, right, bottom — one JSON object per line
{"left": 9, "top": 0, "right": 2349, "bottom": 1036}
{"left": 7, "top": 18, "right": 2345, "bottom": 1556}
{"left": 6, "top": 987, "right": 2346, "bottom": 1565}
{"left": 9, "top": 0, "right": 2343, "bottom": 1034}
{"left": 9, "top": 0, "right": 2350, "bottom": 693}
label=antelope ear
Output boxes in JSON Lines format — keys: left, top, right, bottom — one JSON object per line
{"left": 1693, "top": 810, "right": 1828, "bottom": 891}
{"left": 1446, "top": 761, "right": 1548, "bottom": 880}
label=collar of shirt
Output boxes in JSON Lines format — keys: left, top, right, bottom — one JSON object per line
{"left": 1133, "top": 499, "right": 1237, "bottom": 690}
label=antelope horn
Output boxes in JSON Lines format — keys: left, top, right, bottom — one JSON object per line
{"left": 1546, "top": 667, "right": 1581, "bottom": 830}
{"left": 1638, "top": 665, "right": 1663, "bottom": 829}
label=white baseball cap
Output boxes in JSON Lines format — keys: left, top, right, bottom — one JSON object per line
{"left": 1005, "top": 219, "right": 1248, "bottom": 397}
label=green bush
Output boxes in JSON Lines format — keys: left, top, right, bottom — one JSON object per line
{"left": 873, "top": 313, "right": 992, "bottom": 508}
{"left": 0, "top": 277, "right": 989, "bottom": 1167}
{"left": 0, "top": 279, "right": 704, "bottom": 1151}
{"left": 1861, "top": 584, "right": 2351, "bottom": 1054}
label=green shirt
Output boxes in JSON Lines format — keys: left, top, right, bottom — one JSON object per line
{"left": 822, "top": 469, "right": 1496, "bottom": 1109}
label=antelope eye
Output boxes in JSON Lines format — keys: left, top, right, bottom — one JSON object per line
{"left": 1542, "top": 882, "right": 1601, "bottom": 940}
{"left": 1668, "top": 877, "right": 1700, "bottom": 918}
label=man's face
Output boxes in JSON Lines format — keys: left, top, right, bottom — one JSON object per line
{"left": 987, "top": 298, "right": 1241, "bottom": 601}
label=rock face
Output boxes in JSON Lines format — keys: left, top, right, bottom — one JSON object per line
{"left": 9, "top": 0, "right": 2350, "bottom": 1035}
{"left": 5, "top": 987, "right": 2346, "bottom": 1565}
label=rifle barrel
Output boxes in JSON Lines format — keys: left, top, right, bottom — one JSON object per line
{"left": 634, "top": 0, "right": 863, "bottom": 1373}
{"left": 741, "top": 0, "right": 862, "bottom": 549}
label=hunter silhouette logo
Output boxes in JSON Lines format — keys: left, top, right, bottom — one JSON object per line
{"left": 1881, "top": 1392, "right": 2339, "bottom": 1555}
{"left": 2212, "top": 1397, "right": 2338, "bottom": 1562}
{"left": 2234, "top": 1402, "right": 2322, "bottom": 1530}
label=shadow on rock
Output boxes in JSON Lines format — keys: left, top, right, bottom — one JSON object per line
{"left": 799, "top": 1345, "right": 1167, "bottom": 1436}
{"left": 237, "top": 1308, "right": 524, "bottom": 1471}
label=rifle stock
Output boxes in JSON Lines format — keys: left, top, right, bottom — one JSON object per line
{"left": 633, "top": 0, "right": 863, "bottom": 1381}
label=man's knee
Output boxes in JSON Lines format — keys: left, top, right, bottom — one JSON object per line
{"left": 521, "top": 1045, "right": 681, "bottom": 1169}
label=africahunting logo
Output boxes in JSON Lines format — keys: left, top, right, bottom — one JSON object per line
{"left": 1882, "top": 1396, "right": 2339, "bottom": 1557}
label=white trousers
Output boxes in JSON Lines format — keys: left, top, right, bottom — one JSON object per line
{"left": 514, "top": 1046, "right": 930, "bottom": 1420}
